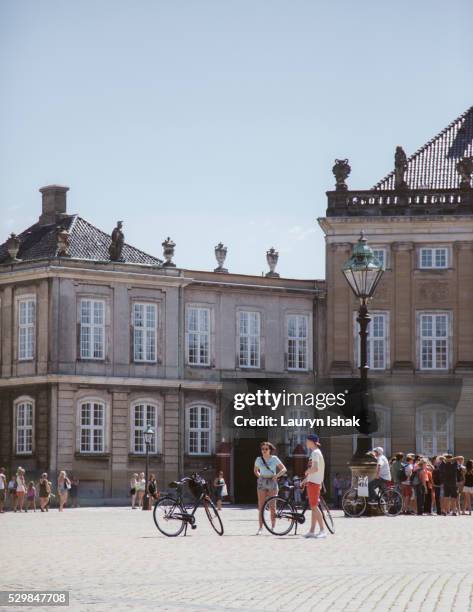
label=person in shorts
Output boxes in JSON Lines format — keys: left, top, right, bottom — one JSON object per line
{"left": 301, "top": 434, "right": 326, "bottom": 539}
{"left": 441, "top": 454, "right": 458, "bottom": 515}
{"left": 401, "top": 454, "right": 415, "bottom": 514}
{"left": 254, "top": 441, "right": 286, "bottom": 535}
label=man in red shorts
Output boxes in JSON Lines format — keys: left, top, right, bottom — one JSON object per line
{"left": 301, "top": 434, "right": 326, "bottom": 539}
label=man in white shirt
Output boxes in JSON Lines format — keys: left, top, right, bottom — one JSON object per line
{"left": 301, "top": 434, "right": 326, "bottom": 539}
{"left": 368, "top": 447, "right": 392, "bottom": 501}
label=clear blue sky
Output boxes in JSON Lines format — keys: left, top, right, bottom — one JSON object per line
{"left": 1, "top": 1, "right": 472, "bottom": 279}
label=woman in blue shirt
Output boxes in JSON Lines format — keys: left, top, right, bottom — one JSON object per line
{"left": 254, "top": 441, "right": 286, "bottom": 535}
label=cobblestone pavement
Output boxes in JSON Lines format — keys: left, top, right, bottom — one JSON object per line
{"left": 1, "top": 506, "right": 473, "bottom": 612}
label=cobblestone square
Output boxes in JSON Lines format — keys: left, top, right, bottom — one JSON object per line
{"left": 2, "top": 507, "right": 473, "bottom": 611}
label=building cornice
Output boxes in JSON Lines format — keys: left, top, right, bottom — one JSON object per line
{"left": 0, "top": 374, "right": 223, "bottom": 391}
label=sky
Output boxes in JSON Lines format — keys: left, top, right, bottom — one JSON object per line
{"left": 1, "top": 1, "right": 472, "bottom": 279}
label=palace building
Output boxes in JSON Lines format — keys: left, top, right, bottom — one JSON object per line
{"left": 1, "top": 105, "right": 472, "bottom": 502}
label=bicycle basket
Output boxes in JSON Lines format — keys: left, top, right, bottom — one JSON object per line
{"left": 188, "top": 476, "right": 205, "bottom": 499}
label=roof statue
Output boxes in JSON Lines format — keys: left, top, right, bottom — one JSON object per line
{"left": 394, "top": 146, "right": 408, "bottom": 190}
{"left": 456, "top": 157, "right": 473, "bottom": 190}
{"left": 332, "top": 159, "right": 351, "bottom": 191}
{"left": 109, "top": 221, "right": 124, "bottom": 261}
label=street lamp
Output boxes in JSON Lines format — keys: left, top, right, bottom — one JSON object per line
{"left": 342, "top": 232, "right": 384, "bottom": 462}
{"left": 142, "top": 425, "right": 154, "bottom": 511}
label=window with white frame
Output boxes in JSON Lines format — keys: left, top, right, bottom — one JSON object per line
{"left": 287, "top": 408, "right": 310, "bottom": 454}
{"left": 239, "top": 311, "right": 261, "bottom": 368}
{"left": 186, "top": 307, "right": 210, "bottom": 366}
{"left": 419, "top": 247, "right": 448, "bottom": 269}
{"left": 131, "top": 402, "right": 160, "bottom": 454}
{"left": 419, "top": 313, "right": 450, "bottom": 370}
{"left": 79, "top": 299, "right": 105, "bottom": 360}
{"left": 353, "top": 406, "right": 391, "bottom": 457}
{"left": 14, "top": 399, "right": 34, "bottom": 455}
{"left": 187, "top": 404, "right": 213, "bottom": 455}
{"left": 355, "top": 312, "right": 389, "bottom": 370}
{"left": 372, "top": 248, "right": 387, "bottom": 269}
{"left": 132, "top": 303, "right": 157, "bottom": 362}
{"left": 18, "top": 297, "right": 36, "bottom": 360}
{"left": 416, "top": 408, "right": 452, "bottom": 456}
{"left": 79, "top": 401, "right": 105, "bottom": 453}
{"left": 287, "top": 314, "right": 309, "bottom": 371}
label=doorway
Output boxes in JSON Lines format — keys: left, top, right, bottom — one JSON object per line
{"left": 233, "top": 437, "right": 264, "bottom": 503}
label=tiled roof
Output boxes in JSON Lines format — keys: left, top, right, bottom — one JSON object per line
{"left": 374, "top": 106, "right": 473, "bottom": 190}
{"left": 0, "top": 215, "right": 162, "bottom": 266}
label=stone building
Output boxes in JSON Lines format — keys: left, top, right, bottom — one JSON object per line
{"left": 1, "top": 104, "right": 472, "bottom": 502}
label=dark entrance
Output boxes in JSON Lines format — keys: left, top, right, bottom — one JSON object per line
{"left": 233, "top": 437, "right": 265, "bottom": 503}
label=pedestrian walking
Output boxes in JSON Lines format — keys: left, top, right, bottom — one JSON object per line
{"left": 213, "top": 471, "right": 226, "bottom": 511}
{"left": 130, "top": 473, "right": 139, "bottom": 509}
{"left": 57, "top": 471, "right": 71, "bottom": 511}
{"left": 70, "top": 476, "right": 79, "bottom": 508}
{"left": 39, "top": 473, "right": 52, "bottom": 512}
{"left": 301, "top": 434, "right": 326, "bottom": 539}
{"left": 0, "top": 467, "right": 6, "bottom": 513}
{"left": 136, "top": 472, "right": 146, "bottom": 508}
{"left": 254, "top": 441, "right": 286, "bottom": 535}
{"left": 8, "top": 474, "right": 17, "bottom": 511}
{"left": 463, "top": 460, "right": 473, "bottom": 515}
{"left": 16, "top": 467, "right": 26, "bottom": 513}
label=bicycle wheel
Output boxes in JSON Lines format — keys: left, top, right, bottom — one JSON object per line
{"left": 153, "top": 496, "right": 186, "bottom": 537}
{"left": 319, "top": 497, "right": 335, "bottom": 534}
{"left": 203, "top": 497, "right": 224, "bottom": 536}
{"left": 342, "top": 488, "right": 367, "bottom": 517}
{"left": 262, "top": 496, "right": 296, "bottom": 535}
{"left": 379, "top": 488, "right": 403, "bottom": 516}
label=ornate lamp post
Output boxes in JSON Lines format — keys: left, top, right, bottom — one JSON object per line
{"left": 342, "top": 232, "right": 384, "bottom": 462}
{"left": 142, "top": 425, "right": 154, "bottom": 511}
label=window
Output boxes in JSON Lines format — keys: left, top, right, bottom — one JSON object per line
{"left": 417, "top": 408, "right": 452, "bottom": 456}
{"left": 419, "top": 247, "right": 448, "bottom": 269}
{"left": 187, "top": 405, "right": 212, "bottom": 455}
{"left": 80, "top": 299, "right": 105, "bottom": 360}
{"left": 79, "top": 401, "right": 105, "bottom": 453}
{"left": 132, "top": 303, "right": 157, "bottom": 362}
{"left": 372, "top": 248, "right": 387, "bottom": 269}
{"left": 355, "top": 312, "right": 389, "bottom": 370}
{"left": 18, "top": 298, "right": 36, "bottom": 360}
{"left": 419, "top": 313, "right": 449, "bottom": 370}
{"left": 14, "top": 399, "right": 34, "bottom": 455}
{"left": 186, "top": 307, "right": 210, "bottom": 366}
{"left": 287, "top": 315, "right": 309, "bottom": 371}
{"left": 287, "top": 408, "right": 310, "bottom": 454}
{"left": 353, "top": 406, "right": 391, "bottom": 457}
{"left": 239, "top": 311, "right": 261, "bottom": 368}
{"left": 131, "top": 402, "right": 159, "bottom": 454}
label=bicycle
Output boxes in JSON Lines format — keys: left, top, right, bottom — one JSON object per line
{"left": 153, "top": 469, "right": 224, "bottom": 537}
{"left": 262, "top": 481, "right": 335, "bottom": 536}
{"left": 342, "top": 481, "right": 402, "bottom": 517}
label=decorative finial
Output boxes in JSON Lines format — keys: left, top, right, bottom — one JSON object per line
{"left": 265, "top": 247, "right": 280, "bottom": 278}
{"left": 56, "top": 228, "right": 71, "bottom": 257}
{"left": 162, "top": 237, "right": 176, "bottom": 267}
{"left": 109, "top": 221, "right": 124, "bottom": 261}
{"left": 457, "top": 157, "right": 473, "bottom": 190}
{"left": 332, "top": 159, "right": 351, "bottom": 191}
{"left": 6, "top": 233, "right": 21, "bottom": 262}
{"left": 394, "top": 146, "right": 409, "bottom": 190}
{"left": 214, "top": 242, "right": 228, "bottom": 273}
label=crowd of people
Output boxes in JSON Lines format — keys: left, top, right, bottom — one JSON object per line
{"left": 370, "top": 448, "right": 473, "bottom": 516}
{"left": 0, "top": 467, "right": 79, "bottom": 513}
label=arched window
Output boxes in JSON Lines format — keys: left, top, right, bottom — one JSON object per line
{"left": 353, "top": 406, "right": 391, "bottom": 457}
{"left": 186, "top": 404, "right": 214, "bottom": 455}
{"left": 14, "top": 397, "right": 35, "bottom": 455}
{"left": 130, "top": 401, "right": 162, "bottom": 454}
{"left": 286, "top": 408, "right": 310, "bottom": 455}
{"left": 78, "top": 400, "right": 106, "bottom": 453}
{"left": 416, "top": 407, "right": 453, "bottom": 456}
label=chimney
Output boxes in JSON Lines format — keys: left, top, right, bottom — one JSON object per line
{"left": 39, "top": 185, "right": 69, "bottom": 225}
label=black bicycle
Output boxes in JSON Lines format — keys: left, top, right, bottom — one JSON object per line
{"left": 153, "top": 469, "right": 224, "bottom": 537}
{"left": 262, "top": 481, "right": 335, "bottom": 536}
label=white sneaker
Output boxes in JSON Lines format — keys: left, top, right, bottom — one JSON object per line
{"left": 256, "top": 528, "right": 263, "bottom": 535}
{"left": 314, "top": 531, "right": 327, "bottom": 539}
{"left": 304, "top": 532, "right": 317, "bottom": 538}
